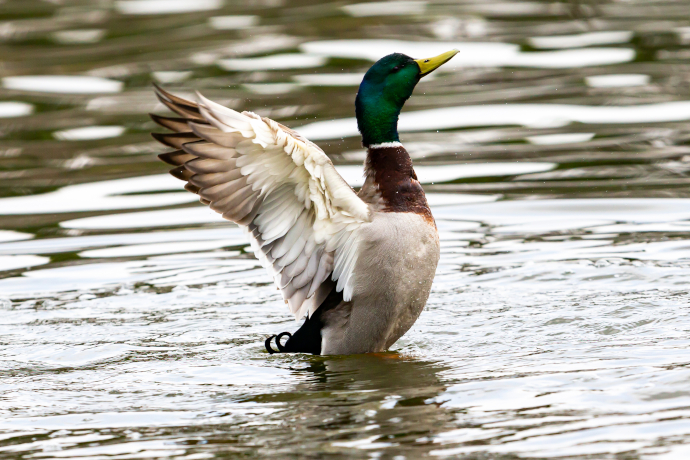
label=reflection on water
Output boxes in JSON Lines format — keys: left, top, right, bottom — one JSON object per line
{"left": 2, "top": 76, "right": 123, "bottom": 94}
{"left": 208, "top": 15, "right": 259, "bottom": 30}
{"left": 342, "top": 1, "right": 428, "bottom": 17}
{"left": 0, "top": 101, "right": 33, "bottom": 118}
{"left": 0, "top": 175, "right": 196, "bottom": 215}
{"left": 528, "top": 30, "right": 634, "bottom": 49}
{"left": 53, "top": 125, "right": 126, "bottom": 141}
{"left": 301, "top": 39, "right": 635, "bottom": 68}
{"left": 293, "top": 72, "right": 366, "bottom": 86}
{"left": 218, "top": 54, "right": 327, "bottom": 71}
{"left": 114, "top": 0, "right": 224, "bottom": 15}
{"left": 585, "top": 73, "right": 651, "bottom": 88}
{"left": 298, "top": 100, "right": 690, "bottom": 139}
{"left": 52, "top": 29, "right": 106, "bottom": 45}
{"left": 60, "top": 207, "right": 225, "bottom": 229}
{"left": 3, "top": 0, "right": 690, "bottom": 458}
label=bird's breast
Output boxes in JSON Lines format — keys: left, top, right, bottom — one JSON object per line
{"left": 359, "top": 145, "right": 435, "bottom": 226}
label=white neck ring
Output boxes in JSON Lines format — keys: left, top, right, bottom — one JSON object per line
{"left": 368, "top": 141, "right": 403, "bottom": 149}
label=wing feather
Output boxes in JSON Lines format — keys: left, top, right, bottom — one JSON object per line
{"left": 282, "top": 248, "right": 311, "bottom": 278}
{"left": 189, "top": 122, "right": 245, "bottom": 147}
{"left": 151, "top": 85, "right": 370, "bottom": 319}
{"left": 271, "top": 210, "right": 309, "bottom": 259}
{"left": 158, "top": 150, "right": 194, "bottom": 166}
{"left": 183, "top": 142, "right": 237, "bottom": 160}
{"left": 277, "top": 234, "right": 309, "bottom": 269}
{"left": 309, "top": 251, "right": 334, "bottom": 298}
{"left": 150, "top": 114, "right": 194, "bottom": 133}
{"left": 151, "top": 132, "right": 200, "bottom": 149}
{"left": 190, "top": 170, "right": 242, "bottom": 188}
{"left": 170, "top": 165, "right": 194, "bottom": 181}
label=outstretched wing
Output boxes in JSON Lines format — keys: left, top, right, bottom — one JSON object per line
{"left": 150, "top": 85, "right": 370, "bottom": 319}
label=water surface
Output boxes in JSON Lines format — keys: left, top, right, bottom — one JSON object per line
{"left": 3, "top": 0, "right": 690, "bottom": 458}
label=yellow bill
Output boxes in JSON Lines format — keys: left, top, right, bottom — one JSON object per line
{"left": 415, "top": 49, "right": 459, "bottom": 77}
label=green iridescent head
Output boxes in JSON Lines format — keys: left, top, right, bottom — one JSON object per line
{"left": 355, "top": 50, "right": 458, "bottom": 147}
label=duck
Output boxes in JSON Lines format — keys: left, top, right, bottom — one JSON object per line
{"left": 150, "top": 49, "right": 458, "bottom": 355}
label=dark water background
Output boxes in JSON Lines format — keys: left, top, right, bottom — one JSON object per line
{"left": 3, "top": 0, "right": 690, "bottom": 458}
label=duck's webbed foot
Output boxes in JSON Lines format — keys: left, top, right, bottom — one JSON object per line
{"left": 265, "top": 332, "right": 292, "bottom": 354}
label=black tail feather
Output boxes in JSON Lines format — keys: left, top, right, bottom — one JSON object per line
{"left": 265, "top": 287, "right": 343, "bottom": 355}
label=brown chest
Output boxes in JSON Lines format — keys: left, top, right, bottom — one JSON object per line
{"left": 358, "top": 145, "right": 434, "bottom": 225}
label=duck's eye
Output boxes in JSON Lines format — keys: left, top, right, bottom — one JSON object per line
{"left": 392, "top": 65, "right": 401, "bottom": 72}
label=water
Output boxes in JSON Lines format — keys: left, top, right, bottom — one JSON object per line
{"left": 2, "top": 0, "right": 690, "bottom": 458}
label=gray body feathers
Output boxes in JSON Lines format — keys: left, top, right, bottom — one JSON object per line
{"left": 321, "top": 212, "right": 439, "bottom": 354}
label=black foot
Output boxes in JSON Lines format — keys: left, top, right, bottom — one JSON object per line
{"left": 265, "top": 332, "right": 293, "bottom": 354}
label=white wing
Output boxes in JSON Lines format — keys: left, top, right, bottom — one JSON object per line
{"left": 151, "top": 85, "right": 370, "bottom": 319}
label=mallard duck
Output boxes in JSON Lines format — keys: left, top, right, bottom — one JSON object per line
{"left": 150, "top": 49, "right": 458, "bottom": 355}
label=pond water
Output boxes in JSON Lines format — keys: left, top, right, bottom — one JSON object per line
{"left": 2, "top": 0, "right": 690, "bottom": 458}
